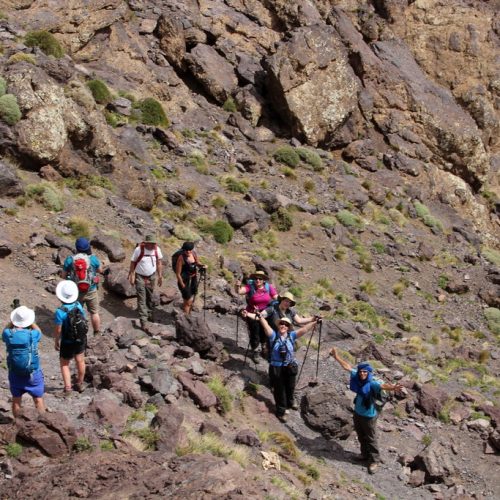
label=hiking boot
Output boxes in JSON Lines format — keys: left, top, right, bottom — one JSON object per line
{"left": 250, "top": 350, "right": 260, "bottom": 363}
{"left": 260, "top": 343, "right": 269, "bottom": 360}
{"left": 55, "top": 388, "right": 73, "bottom": 399}
{"left": 73, "top": 382, "right": 86, "bottom": 393}
{"left": 368, "top": 462, "right": 378, "bottom": 474}
{"left": 289, "top": 399, "right": 299, "bottom": 411}
{"left": 352, "top": 454, "right": 369, "bottom": 463}
{"left": 277, "top": 414, "right": 287, "bottom": 423}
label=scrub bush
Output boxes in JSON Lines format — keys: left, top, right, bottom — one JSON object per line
{"left": 135, "top": 97, "right": 169, "bottom": 127}
{"left": 25, "top": 30, "right": 64, "bottom": 58}
{"left": 86, "top": 79, "right": 112, "bottom": 104}
{"left": 273, "top": 146, "right": 300, "bottom": 168}
{"left": 0, "top": 94, "right": 21, "bottom": 124}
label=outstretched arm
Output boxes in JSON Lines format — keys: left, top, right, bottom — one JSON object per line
{"left": 293, "top": 313, "right": 319, "bottom": 326}
{"left": 234, "top": 280, "right": 248, "bottom": 295}
{"left": 381, "top": 382, "right": 404, "bottom": 392}
{"left": 295, "top": 318, "right": 321, "bottom": 338}
{"left": 241, "top": 310, "right": 273, "bottom": 337}
{"left": 329, "top": 347, "right": 353, "bottom": 372}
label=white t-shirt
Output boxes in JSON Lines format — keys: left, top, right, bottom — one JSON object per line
{"left": 131, "top": 245, "right": 163, "bottom": 277}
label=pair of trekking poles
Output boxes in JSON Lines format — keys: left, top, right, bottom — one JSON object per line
{"left": 192, "top": 267, "right": 208, "bottom": 320}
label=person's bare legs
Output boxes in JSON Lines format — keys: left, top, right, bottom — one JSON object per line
{"left": 12, "top": 396, "right": 22, "bottom": 417}
{"left": 91, "top": 313, "right": 101, "bottom": 334}
{"left": 75, "top": 353, "right": 85, "bottom": 385}
{"left": 60, "top": 358, "right": 72, "bottom": 390}
{"left": 183, "top": 297, "right": 194, "bottom": 315}
{"left": 33, "top": 397, "right": 45, "bottom": 413}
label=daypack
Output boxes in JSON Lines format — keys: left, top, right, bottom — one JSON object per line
{"left": 4, "top": 328, "right": 37, "bottom": 376}
{"left": 133, "top": 242, "right": 159, "bottom": 271}
{"left": 61, "top": 306, "right": 88, "bottom": 343}
{"left": 71, "top": 253, "right": 96, "bottom": 293}
{"left": 371, "top": 383, "right": 391, "bottom": 413}
{"left": 171, "top": 249, "right": 197, "bottom": 272}
{"left": 268, "top": 333, "right": 296, "bottom": 364}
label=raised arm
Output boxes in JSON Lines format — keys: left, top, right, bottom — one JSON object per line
{"left": 295, "top": 317, "right": 321, "bottom": 338}
{"left": 241, "top": 310, "right": 273, "bottom": 337}
{"left": 234, "top": 279, "right": 248, "bottom": 295}
{"left": 329, "top": 347, "right": 353, "bottom": 372}
{"left": 293, "top": 313, "right": 318, "bottom": 326}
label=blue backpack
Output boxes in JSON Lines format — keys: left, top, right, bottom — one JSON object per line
{"left": 4, "top": 328, "right": 38, "bottom": 376}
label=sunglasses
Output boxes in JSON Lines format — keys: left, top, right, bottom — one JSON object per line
{"left": 359, "top": 370, "right": 369, "bottom": 374}
{"left": 279, "top": 322, "right": 289, "bottom": 327}
{"left": 255, "top": 278, "right": 263, "bottom": 281}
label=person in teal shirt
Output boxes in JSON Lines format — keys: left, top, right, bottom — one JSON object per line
{"left": 330, "top": 347, "right": 403, "bottom": 474}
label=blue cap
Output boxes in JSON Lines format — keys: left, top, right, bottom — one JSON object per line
{"left": 75, "top": 237, "right": 90, "bottom": 252}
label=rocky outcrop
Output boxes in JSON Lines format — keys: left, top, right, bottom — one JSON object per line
{"left": 175, "top": 313, "right": 223, "bottom": 360}
{"left": 264, "top": 24, "right": 360, "bottom": 146}
{"left": 0, "top": 161, "right": 23, "bottom": 197}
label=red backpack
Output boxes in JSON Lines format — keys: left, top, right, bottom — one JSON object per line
{"left": 72, "top": 253, "right": 96, "bottom": 293}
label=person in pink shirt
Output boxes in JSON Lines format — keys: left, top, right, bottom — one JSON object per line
{"left": 235, "top": 270, "right": 278, "bottom": 362}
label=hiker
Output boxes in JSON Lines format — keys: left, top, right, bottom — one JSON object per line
{"left": 235, "top": 270, "right": 278, "bottom": 361}
{"left": 128, "top": 235, "right": 164, "bottom": 328}
{"left": 54, "top": 280, "right": 89, "bottom": 395}
{"left": 243, "top": 291, "right": 319, "bottom": 328}
{"left": 61, "top": 237, "right": 103, "bottom": 336}
{"left": 242, "top": 311, "right": 320, "bottom": 422}
{"left": 174, "top": 241, "right": 206, "bottom": 315}
{"left": 2, "top": 306, "right": 46, "bottom": 416}
{"left": 329, "top": 347, "right": 403, "bottom": 474}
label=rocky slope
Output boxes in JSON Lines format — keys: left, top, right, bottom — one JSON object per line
{"left": 0, "top": 1, "right": 499, "bottom": 498}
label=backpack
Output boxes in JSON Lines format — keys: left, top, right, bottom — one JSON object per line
{"left": 4, "top": 329, "right": 37, "bottom": 376}
{"left": 62, "top": 306, "right": 88, "bottom": 343}
{"left": 71, "top": 253, "right": 96, "bottom": 293}
{"left": 268, "top": 333, "right": 296, "bottom": 364}
{"left": 171, "top": 249, "right": 197, "bottom": 272}
{"left": 371, "top": 384, "right": 391, "bottom": 413}
{"left": 245, "top": 279, "right": 271, "bottom": 305}
{"left": 133, "top": 243, "right": 159, "bottom": 271}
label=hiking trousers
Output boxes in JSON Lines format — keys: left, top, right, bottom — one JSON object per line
{"left": 135, "top": 273, "right": 156, "bottom": 323}
{"left": 246, "top": 318, "right": 267, "bottom": 350}
{"left": 353, "top": 412, "right": 380, "bottom": 463}
{"left": 269, "top": 365, "right": 296, "bottom": 417}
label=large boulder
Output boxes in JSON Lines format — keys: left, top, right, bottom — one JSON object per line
{"left": 416, "top": 384, "right": 450, "bottom": 417}
{"left": 151, "top": 404, "right": 184, "bottom": 453}
{"left": 177, "top": 372, "right": 217, "bottom": 409}
{"left": 81, "top": 390, "right": 131, "bottom": 432}
{"left": 104, "top": 263, "right": 136, "bottom": 297}
{"left": 175, "top": 313, "right": 223, "bottom": 360}
{"left": 91, "top": 232, "right": 126, "bottom": 263}
{"left": 185, "top": 44, "right": 238, "bottom": 104}
{"left": 302, "top": 385, "right": 353, "bottom": 440}
{"left": 0, "top": 161, "right": 23, "bottom": 197}
{"left": 264, "top": 24, "right": 360, "bottom": 146}
{"left": 156, "top": 13, "right": 186, "bottom": 69}
{"left": 409, "top": 441, "right": 456, "bottom": 484}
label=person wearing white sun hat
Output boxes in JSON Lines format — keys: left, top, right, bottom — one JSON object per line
{"left": 54, "top": 280, "right": 88, "bottom": 395}
{"left": 2, "top": 305, "right": 46, "bottom": 416}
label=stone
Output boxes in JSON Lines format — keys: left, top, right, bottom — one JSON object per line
{"left": 445, "top": 281, "right": 470, "bottom": 294}
{"left": 0, "top": 161, "right": 23, "bottom": 197}
{"left": 411, "top": 441, "right": 456, "bottom": 482}
{"left": 417, "top": 384, "right": 449, "bottom": 417}
{"left": 234, "top": 429, "right": 260, "bottom": 447}
{"left": 104, "top": 263, "right": 136, "bottom": 297}
{"left": 467, "top": 419, "right": 491, "bottom": 432}
{"left": 477, "top": 404, "right": 500, "bottom": 428}
{"left": 82, "top": 390, "right": 131, "bottom": 431}
{"left": 151, "top": 404, "right": 184, "bottom": 453}
{"left": 301, "top": 385, "right": 353, "bottom": 440}
{"left": 200, "top": 421, "right": 222, "bottom": 436}
{"left": 175, "top": 313, "right": 223, "bottom": 360}
{"left": 91, "top": 232, "right": 125, "bottom": 262}
{"left": 408, "top": 469, "right": 426, "bottom": 487}
{"left": 177, "top": 372, "right": 217, "bottom": 409}
{"left": 156, "top": 12, "right": 186, "bottom": 69}
{"left": 143, "top": 368, "right": 180, "bottom": 397}
{"left": 264, "top": 24, "right": 360, "bottom": 145}
{"left": 0, "top": 238, "right": 14, "bottom": 258}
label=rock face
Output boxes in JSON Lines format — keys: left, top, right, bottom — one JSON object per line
{"left": 264, "top": 24, "right": 360, "bottom": 146}
{"left": 301, "top": 385, "right": 353, "bottom": 440}
{"left": 151, "top": 404, "right": 184, "bottom": 453}
{"left": 0, "top": 161, "right": 23, "bottom": 197}
{"left": 416, "top": 384, "right": 450, "bottom": 417}
{"left": 410, "top": 441, "right": 456, "bottom": 484}
{"left": 177, "top": 372, "right": 217, "bottom": 410}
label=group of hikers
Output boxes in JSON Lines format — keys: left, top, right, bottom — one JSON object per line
{"left": 1, "top": 235, "right": 403, "bottom": 474}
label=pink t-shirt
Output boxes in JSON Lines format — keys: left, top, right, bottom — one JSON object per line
{"left": 245, "top": 283, "right": 277, "bottom": 312}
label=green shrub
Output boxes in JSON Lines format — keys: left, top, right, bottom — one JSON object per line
{"left": 414, "top": 201, "right": 442, "bottom": 231}
{"left": 25, "top": 30, "right": 64, "bottom": 58}
{"left": 86, "top": 79, "right": 112, "bottom": 104}
{"left": 224, "top": 176, "right": 249, "bottom": 194}
{"left": 26, "top": 182, "right": 64, "bottom": 211}
{"left": 207, "top": 375, "right": 233, "bottom": 414}
{"left": 372, "top": 242, "right": 386, "bottom": 254}
{"left": 438, "top": 274, "right": 449, "bottom": 290}
{"left": 100, "top": 440, "right": 114, "bottom": 451}
{"left": 5, "top": 442, "right": 22, "bottom": 458}
{"left": 0, "top": 94, "right": 21, "bottom": 125}
{"left": 212, "top": 196, "right": 227, "bottom": 208}
{"left": 336, "top": 209, "right": 362, "bottom": 229}
{"left": 173, "top": 225, "right": 201, "bottom": 242}
{"left": 484, "top": 308, "right": 500, "bottom": 335}
{"left": 73, "top": 437, "right": 94, "bottom": 453}
{"left": 68, "top": 217, "right": 91, "bottom": 238}
{"left": 271, "top": 207, "right": 293, "bottom": 232}
{"left": 304, "top": 179, "right": 315, "bottom": 192}
{"left": 222, "top": 97, "right": 237, "bottom": 112}
{"left": 188, "top": 151, "right": 208, "bottom": 174}
{"left": 273, "top": 146, "right": 300, "bottom": 168}
{"left": 104, "top": 110, "right": 126, "bottom": 127}
{"left": 8, "top": 52, "right": 36, "bottom": 65}
{"left": 320, "top": 216, "right": 336, "bottom": 229}
{"left": 0, "top": 76, "right": 6, "bottom": 97}
{"left": 360, "top": 280, "right": 377, "bottom": 295}
{"left": 281, "top": 166, "right": 297, "bottom": 179}
{"left": 209, "top": 220, "right": 233, "bottom": 244}
{"left": 482, "top": 247, "right": 500, "bottom": 266}
{"left": 136, "top": 97, "right": 169, "bottom": 127}
{"left": 296, "top": 147, "right": 323, "bottom": 170}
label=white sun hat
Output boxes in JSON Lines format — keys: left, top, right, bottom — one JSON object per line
{"left": 10, "top": 306, "right": 36, "bottom": 328}
{"left": 56, "top": 280, "right": 79, "bottom": 304}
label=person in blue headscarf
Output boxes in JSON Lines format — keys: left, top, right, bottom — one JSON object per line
{"left": 330, "top": 347, "right": 403, "bottom": 474}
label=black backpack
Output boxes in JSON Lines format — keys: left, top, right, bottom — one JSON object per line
{"left": 171, "top": 249, "right": 197, "bottom": 272}
{"left": 371, "top": 385, "right": 391, "bottom": 413}
{"left": 62, "top": 306, "right": 88, "bottom": 343}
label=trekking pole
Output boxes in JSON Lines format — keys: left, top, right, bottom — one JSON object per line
{"left": 202, "top": 269, "right": 207, "bottom": 321}
{"left": 296, "top": 323, "right": 317, "bottom": 388}
{"left": 310, "top": 320, "right": 323, "bottom": 387}
{"left": 243, "top": 337, "right": 252, "bottom": 367}
{"left": 236, "top": 311, "right": 239, "bottom": 347}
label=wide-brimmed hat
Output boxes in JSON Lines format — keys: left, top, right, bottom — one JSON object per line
{"left": 250, "top": 270, "right": 268, "bottom": 281}
{"left": 10, "top": 306, "right": 35, "bottom": 328}
{"left": 278, "top": 291, "right": 296, "bottom": 306}
{"left": 75, "top": 237, "right": 90, "bottom": 252}
{"left": 276, "top": 317, "right": 293, "bottom": 329}
{"left": 144, "top": 235, "right": 156, "bottom": 244}
{"left": 56, "top": 280, "right": 79, "bottom": 304}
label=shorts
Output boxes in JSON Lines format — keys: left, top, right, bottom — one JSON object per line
{"left": 9, "top": 369, "right": 45, "bottom": 398}
{"left": 60, "top": 339, "right": 86, "bottom": 360}
{"left": 178, "top": 276, "right": 198, "bottom": 300}
{"left": 79, "top": 288, "right": 99, "bottom": 315}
